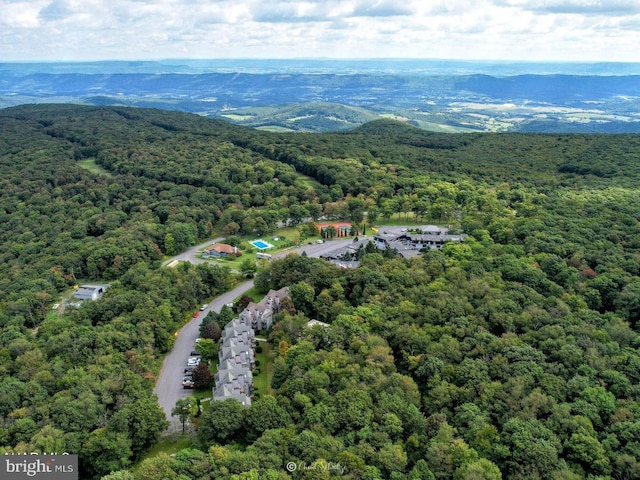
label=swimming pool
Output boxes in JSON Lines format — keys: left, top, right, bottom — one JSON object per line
{"left": 250, "top": 240, "right": 273, "bottom": 250}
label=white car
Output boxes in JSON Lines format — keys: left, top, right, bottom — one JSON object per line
{"left": 187, "top": 356, "right": 200, "bottom": 367}
{"left": 200, "top": 304, "right": 208, "bottom": 311}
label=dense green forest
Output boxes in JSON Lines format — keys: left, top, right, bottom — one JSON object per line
{"left": 1, "top": 104, "right": 640, "bottom": 479}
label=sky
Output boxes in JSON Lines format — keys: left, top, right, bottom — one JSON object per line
{"left": 1, "top": 0, "right": 640, "bottom": 62}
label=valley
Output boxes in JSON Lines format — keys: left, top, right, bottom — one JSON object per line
{"left": 2, "top": 59, "right": 640, "bottom": 133}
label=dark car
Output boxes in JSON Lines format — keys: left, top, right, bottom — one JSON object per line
{"left": 184, "top": 366, "right": 195, "bottom": 374}
{"left": 190, "top": 350, "right": 200, "bottom": 356}
{"left": 182, "top": 376, "right": 194, "bottom": 389}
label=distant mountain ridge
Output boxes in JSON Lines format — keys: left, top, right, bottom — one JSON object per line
{"left": 455, "top": 74, "right": 640, "bottom": 103}
{"left": 3, "top": 72, "right": 639, "bottom": 103}
{"left": 3, "top": 59, "right": 640, "bottom": 75}
{"left": 1, "top": 60, "right": 640, "bottom": 133}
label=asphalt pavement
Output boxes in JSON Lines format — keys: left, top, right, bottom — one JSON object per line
{"left": 153, "top": 280, "right": 254, "bottom": 432}
{"left": 281, "top": 238, "right": 358, "bottom": 259}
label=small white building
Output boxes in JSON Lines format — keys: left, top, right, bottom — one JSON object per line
{"left": 73, "top": 284, "right": 108, "bottom": 301}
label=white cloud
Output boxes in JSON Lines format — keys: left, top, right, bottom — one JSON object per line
{"left": 0, "top": 0, "right": 639, "bottom": 61}
{"left": 250, "top": 1, "right": 335, "bottom": 23}
{"left": 1, "top": 1, "right": 48, "bottom": 28}
{"left": 350, "top": 0, "right": 414, "bottom": 17}
{"left": 520, "top": 0, "right": 640, "bottom": 16}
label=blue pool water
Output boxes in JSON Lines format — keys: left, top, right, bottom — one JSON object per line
{"left": 251, "top": 240, "right": 272, "bottom": 249}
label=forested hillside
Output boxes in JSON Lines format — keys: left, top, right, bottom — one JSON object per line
{"left": 1, "top": 104, "right": 640, "bottom": 479}
{"left": 4, "top": 62, "right": 640, "bottom": 133}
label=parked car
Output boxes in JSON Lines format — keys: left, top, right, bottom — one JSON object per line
{"left": 194, "top": 338, "right": 202, "bottom": 343}
{"left": 187, "top": 356, "right": 200, "bottom": 367}
{"left": 184, "top": 366, "right": 195, "bottom": 374}
{"left": 192, "top": 311, "right": 200, "bottom": 318}
{"left": 200, "top": 304, "right": 208, "bottom": 311}
{"left": 190, "top": 350, "right": 200, "bottom": 356}
{"left": 182, "top": 376, "right": 194, "bottom": 389}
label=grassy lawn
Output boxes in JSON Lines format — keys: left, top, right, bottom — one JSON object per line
{"left": 197, "top": 232, "right": 303, "bottom": 269}
{"left": 132, "top": 434, "right": 193, "bottom": 472}
{"left": 240, "top": 286, "right": 265, "bottom": 303}
{"left": 192, "top": 386, "right": 213, "bottom": 404}
{"left": 198, "top": 234, "right": 290, "bottom": 262}
{"left": 378, "top": 213, "right": 423, "bottom": 225}
{"left": 77, "top": 158, "right": 113, "bottom": 177}
{"left": 220, "top": 113, "right": 255, "bottom": 121}
{"left": 375, "top": 213, "right": 448, "bottom": 227}
{"left": 295, "top": 174, "right": 322, "bottom": 190}
{"left": 45, "top": 305, "right": 62, "bottom": 322}
{"left": 256, "top": 125, "right": 296, "bottom": 132}
{"left": 196, "top": 224, "right": 360, "bottom": 269}
{"left": 253, "top": 342, "right": 275, "bottom": 397}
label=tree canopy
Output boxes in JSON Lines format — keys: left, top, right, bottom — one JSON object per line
{"left": 1, "top": 104, "right": 640, "bottom": 479}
